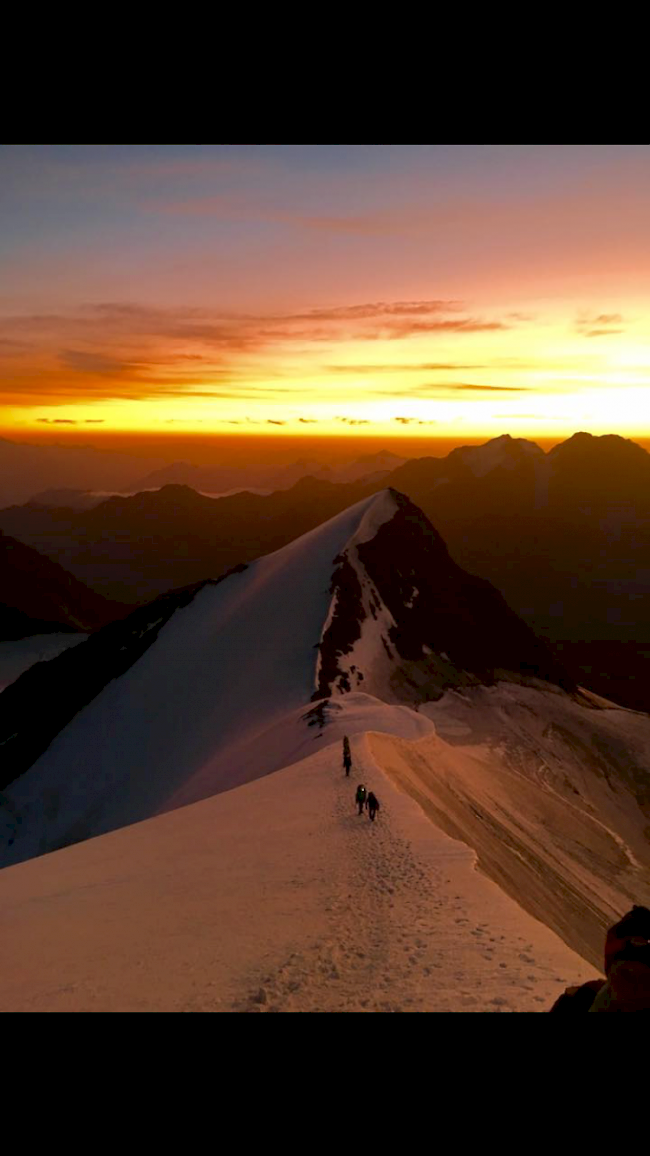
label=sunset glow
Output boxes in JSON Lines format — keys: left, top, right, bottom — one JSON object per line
{"left": 2, "top": 145, "right": 650, "bottom": 444}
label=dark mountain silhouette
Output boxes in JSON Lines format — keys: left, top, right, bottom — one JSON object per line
{"left": 0, "top": 480, "right": 369, "bottom": 603}
{"left": 0, "top": 533, "right": 126, "bottom": 639}
{"left": 28, "top": 488, "right": 107, "bottom": 510}
{"left": 1, "top": 432, "right": 648, "bottom": 709}
{"left": 376, "top": 434, "right": 650, "bottom": 711}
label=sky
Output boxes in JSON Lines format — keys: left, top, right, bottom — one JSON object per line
{"left": 2, "top": 143, "right": 650, "bottom": 445}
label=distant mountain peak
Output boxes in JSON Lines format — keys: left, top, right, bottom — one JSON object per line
{"left": 447, "top": 434, "right": 544, "bottom": 477}
{"left": 550, "top": 431, "right": 649, "bottom": 460}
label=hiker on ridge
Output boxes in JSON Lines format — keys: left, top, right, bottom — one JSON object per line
{"left": 355, "top": 784, "right": 367, "bottom": 815}
{"left": 367, "top": 791, "right": 380, "bottom": 823}
{"left": 343, "top": 735, "right": 352, "bottom": 777}
{"left": 550, "top": 905, "right": 650, "bottom": 1012}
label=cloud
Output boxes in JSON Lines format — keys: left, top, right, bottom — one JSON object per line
{"left": 85, "top": 418, "right": 105, "bottom": 423}
{"left": 36, "top": 417, "right": 77, "bottom": 424}
{"left": 298, "top": 417, "right": 318, "bottom": 423}
{"left": 384, "top": 319, "right": 507, "bottom": 337}
{"left": 0, "top": 297, "right": 510, "bottom": 408}
{"left": 288, "top": 300, "right": 461, "bottom": 322}
{"left": 327, "top": 362, "right": 485, "bottom": 374}
{"left": 393, "top": 415, "right": 438, "bottom": 425}
{"left": 267, "top": 419, "right": 286, "bottom": 425}
{"left": 593, "top": 313, "right": 623, "bottom": 325}
{"left": 59, "top": 349, "right": 143, "bottom": 375}
{"left": 378, "top": 382, "right": 527, "bottom": 397}
{"left": 582, "top": 328, "right": 625, "bottom": 337}
{"left": 576, "top": 311, "right": 625, "bottom": 337}
{"left": 450, "top": 383, "right": 526, "bottom": 392}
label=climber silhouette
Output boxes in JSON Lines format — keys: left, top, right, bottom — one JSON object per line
{"left": 342, "top": 735, "right": 352, "bottom": 777}
{"left": 367, "top": 792, "right": 380, "bottom": 822}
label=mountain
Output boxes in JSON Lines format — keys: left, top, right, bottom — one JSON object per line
{"left": 131, "top": 451, "right": 408, "bottom": 495}
{"left": 130, "top": 458, "right": 330, "bottom": 494}
{"left": 0, "top": 633, "right": 88, "bottom": 695}
{"left": 0, "top": 479, "right": 369, "bottom": 603}
{"left": 27, "top": 488, "right": 106, "bottom": 510}
{"left": 0, "top": 532, "right": 125, "bottom": 639}
{"left": 0, "top": 489, "right": 570, "bottom": 868}
{"left": 0, "top": 735, "right": 598, "bottom": 1012}
{"left": 447, "top": 433, "right": 545, "bottom": 478}
{"left": 331, "top": 450, "right": 408, "bottom": 483}
{"left": 2, "top": 486, "right": 649, "bottom": 990}
{"left": 382, "top": 433, "right": 650, "bottom": 711}
{"left": 0, "top": 436, "right": 169, "bottom": 508}
{"left": 3, "top": 431, "right": 650, "bottom": 710}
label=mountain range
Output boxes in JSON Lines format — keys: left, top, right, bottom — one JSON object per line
{"left": 1, "top": 486, "right": 649, "bottom": 989}
{"left": 2, "top": 432, "right": 649, "bottom": 710}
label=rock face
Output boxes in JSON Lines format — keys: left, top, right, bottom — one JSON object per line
{"left": 0, "top": 532, "right": 125, "bottom": 638}
{"left": 314, "top": 489, "right": 572, "bottom": 704}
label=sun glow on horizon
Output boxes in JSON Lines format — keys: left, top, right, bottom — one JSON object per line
{"left": 2, "top": 146, "right": 650, "bottom": 443}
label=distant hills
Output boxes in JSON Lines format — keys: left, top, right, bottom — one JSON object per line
{"left": 0, "top": 436, "right": 169, "bottom": 508}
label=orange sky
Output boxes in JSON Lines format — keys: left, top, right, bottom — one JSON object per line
{"left": 2, "top": 145, "right": 650, "bottom": 445}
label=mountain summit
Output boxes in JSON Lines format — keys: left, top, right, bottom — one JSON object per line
{"left": 0, "top": 489, "right": 569, "bottom": 867}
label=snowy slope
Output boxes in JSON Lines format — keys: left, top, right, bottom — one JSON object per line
{"left": 0, "top": 735, "right": 598, "bottom": 1012}
{"left": 0, "top": 493, "right": 390, "bottom": 862}
{"left": 372, "top": 683, "right": 650, "bottom": 969}
{"left": 0, "top": 488, "right": 571, "bottom": 868}
{"left": 2, "top": 482, "right": 650, "bottom": 1009}
{"left": 449, "top": 434, "right": 545, "bottom": 478}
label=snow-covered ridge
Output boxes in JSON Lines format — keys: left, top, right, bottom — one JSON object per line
{"left": 451, "top": 434, "right": 545, "bottom": 478}
{"left": 0, "top": 487, "right": 570, "bottom": 869}
{"left": 0, "top": 492, "right": 404, "bottom": 866}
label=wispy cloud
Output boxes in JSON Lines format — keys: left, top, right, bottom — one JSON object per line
{"left": 288, "top": 300, "right": 461, "bottom": 321}
{"left": 0, "top": 297, "right": 511, "bottom": 407}
{"left": 327, "top": 362, "right": 486, "bottom": 374}
{"left": 450, "top": 383, "right": 527, "bottom": 392}
{"left": 59, "top": 349, "right": 143, "bottom": 376}
{"left": 377, "top": 382, "right": 528, "bottom": 397}
{"left": 576, "top": 311, "right": 625, "bottom": 337}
